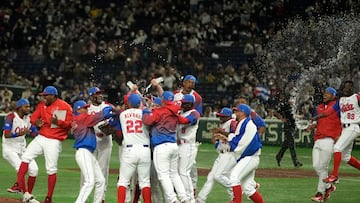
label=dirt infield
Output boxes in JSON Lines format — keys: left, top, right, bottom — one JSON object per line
{"left": 1, "top": 168, "right": 359, "bottom": 203}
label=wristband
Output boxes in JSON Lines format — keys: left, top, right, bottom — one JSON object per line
{"left": 11, "top": 132, "right": 18, "bottom": 138}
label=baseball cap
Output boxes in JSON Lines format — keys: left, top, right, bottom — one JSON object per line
{"left": 39, "top": 86, "right": 58, "bottom": 96}
{"left": 88, "top": 87, "right": 104, "bottom": 96}
{"left": 325, "top": 87, "right": 336, "bottom": 96}
{"left": 128, "top": 93, "right": 141, "bottom": 107}
{"left": 181, "top": 94, "right": 195, "bottom": 103}
{"left": 73, "top": 100, "right": 90, "bottom": 111}
{"left": 16, "top": 98, "right": 30, "bottom": 109}
{"left": 153, "top": 97, "right": 162, "bottom": 106}
{"left": 162, "top": 91, "right": 174, "bottom": 104}
{"left": 233, "top": 104, "right": 251, "bottom": 116}
{"left": 216, "top": 107, "right": 233, "bottom": 117}
{"left": 183, "top": 75, "right": 196, "bottom": 83}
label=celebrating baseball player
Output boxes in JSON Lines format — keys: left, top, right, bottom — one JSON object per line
{"left": 72, "top": 100, "right": 114, "bottom": 203}
{"left": 87, "top": 86, "right": 114, "bottom": 202}
{"left": 2, "top": 99, "right": 39, "bottom": 197}
{"left": 116, "top": 93, "right": 152, "bottom": 203}
{"left": 177, "top": 94, "right": 201, "bottom": 203}
{"left": 323, "top": 80, "right": 360, "bottom": 184}
{"left": 215, "top": 104, "right": 265, "bottom": 203}
{"left": 16, "top": 86, "right": 73, "bottom": 203}
{"left": 143, "top": 91, "right": 192, "bottom": 203}
{"left": 196, "top": 107, "right": 238, "bottom": 203}
{"left": 306, "top": 87, "right": 340, "bottom": 202}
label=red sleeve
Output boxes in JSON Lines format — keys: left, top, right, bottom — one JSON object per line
{"left": 30, "top": 102, "right": 44, "bottom": 125}
{"left": 143, "top": 109, "right": 161, "bottom": 125}
{"left": 178, "top": 115, "right": 190, "bottom": 124}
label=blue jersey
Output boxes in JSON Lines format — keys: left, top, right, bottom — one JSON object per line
{"left": 72, "top": 112, "right": 105, "bottom": 153}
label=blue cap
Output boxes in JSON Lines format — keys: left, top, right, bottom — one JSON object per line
{"left": 128, "top": 93, "right": 141, "bottom": 107}
{"left": 153, "top": 97, "right": 162, "bottom": 106}
{"left": 183, "top": 75, "right": 196, "bottom": 83}
{"left": 88, "top": 87, "right": 104, "bottom": 96}
{"left": 73, "top": 100, "right": 90, "bottom": 112}
{"left": 16, "top": 98, "right": 30, "bottom": 109}
{"left": 216, "top": 107, "right": 233, "bottom": 117}
{"left": 39, "top": 86, "right": 58, "bottom": 96}
{"left": 325, "top": 87, "right": 336, "bottom": 96}
{"left": 181, "top": 94, "right": 195, "bottom": 103}
{"left": 233, "top": 104, "right": 251, "bottom": 116}
{"left": 162, "top": 91, "right": 174, "bottom": 101}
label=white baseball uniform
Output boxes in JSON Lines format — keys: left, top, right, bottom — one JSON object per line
{"left": 229, "top": 117, "right": 262, "bottom": 200}
{"left": 177, "top": 108, "right": 200, "bottom": 202}
{"left": 174, "top": 90, "right": 202, "bottom": 193}
{"left": 87, "top": 101, "right": 113, "bottom": 200}
{"left": 117, "top": 108, "right": 151, "bottom": 203}
{"left": 2, "top": 112, "right": 38, "bottom": 177}
{"left": 334, "top": 94, "right": 360, "bottom": 160}
{"left": 197, "top": 118, "right": 237, "bottom": 202}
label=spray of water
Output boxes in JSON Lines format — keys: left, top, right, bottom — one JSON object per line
{"left": 256, "top": 12, "right": 360, "bottom": 127}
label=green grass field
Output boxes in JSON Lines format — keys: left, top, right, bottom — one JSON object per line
{"left": 1, "top": 139, "right": 359, "bottom": 202}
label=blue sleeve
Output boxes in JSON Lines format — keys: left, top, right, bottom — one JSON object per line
{"left": 214, "top": 140, "right": 219, "bottom": 149}
{"left": 195, "top": 105, "right": 203, "bottom": 116}
{"left": 252, "top": 115, "right": 266, "bottom": 128}
{"left": 30, "top": 125, "right": 38, "bottom": 136}
{"left": 333, "top": 100, "right": 341, "bottom": 117}
{"left": 185, "top": 114, "right": 198, "bottom": 125}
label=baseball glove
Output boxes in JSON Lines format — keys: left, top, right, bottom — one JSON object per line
{"left": 98, "top": 123, "right": 116, "bottom": 136}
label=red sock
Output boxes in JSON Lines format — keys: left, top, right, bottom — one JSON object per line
{"left": 17, "top": 162, "right": 29, "bottom": 193}
{"left": 132, "top": 184, "right": 140, "bottom": 203}
{"left": 47, "top": 174, "right": 57, "bottom": 198}
{"left": 193, "top": 188, "right": 197, "bottom": 198}
{"left": 118, "top": 186, "right": 127, "bottom": 203}
{"left": 27, "top": 176, "right": 36, "bottom": 194}
{"left": 348, "top": 156, "right": 360, "bottom": 170}
{"left": 142, "top": 187, "right": 152, "bottom": 203}
{"left": 232, "top": 185, "right": 243, "bottom": 203}
{"left": 332, "top": 152, "right": 342, "bottom": 176}
{"left": 250, "top": 191, "right": 265, "bottom": 203}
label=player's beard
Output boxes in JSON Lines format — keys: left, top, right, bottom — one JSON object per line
{"left": 93, "top": 95, "right": 103, "bottom": 105}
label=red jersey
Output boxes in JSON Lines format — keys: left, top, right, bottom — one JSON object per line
{"left": 314, "top": 100, "right": 341, "bottom": 141}
{"left": 30, "top": 99, "right": 72, "bottom": 141}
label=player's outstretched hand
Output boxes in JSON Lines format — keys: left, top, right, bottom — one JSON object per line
{"left": 103, "top": 106, "right": 115, "bottom": 119}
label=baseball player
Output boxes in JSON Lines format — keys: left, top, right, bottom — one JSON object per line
{"left": 2, "top": 99, "right": 38, "bottom": 197}
{"left": 216, "top": 104, "right": 264, "bottom": 203}
{"left": 306, "top": 87, "right": 340, "bottom": 202}
{"left": 16, "top": 86, "right": 73, "bottom": 203}
{"left": 116, "top": 93, "right": 152, "bottom": 203}
{"left": 196, "top": 107, "right": 238, "bottom": 203}
{"left": 173, "top": 75, "right": 203, "bottom": 197}
{"left": 143, "top": 91, "right": 191, "bottom": 203}
{"left": 87, "top": 86, "right": 114, "bottom": 202}
{"left": 323, "top": 80, "right": 360, "bottom": 184}
{"left": 72, "top": 100, "right": 114, "bottom": 203}
{"left": 177, "top": 94, "right": 201, "bottom": 203}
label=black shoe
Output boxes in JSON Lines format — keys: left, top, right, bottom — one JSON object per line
{"left": 275, "top": 155, "right": 281, "bottom": 167}
{"left": 295, "top": 162, "right": 303, "bottom": 168}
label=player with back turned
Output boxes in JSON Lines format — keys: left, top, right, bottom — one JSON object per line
{"left": 2, "top": 99, "right": 39, "bottom": 198}
{"left": 16, "top": 86, "right": 73, "bottom": 203}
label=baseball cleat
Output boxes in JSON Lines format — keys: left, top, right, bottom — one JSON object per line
{"left": 275, "top": 155, "right": 281, "bottom": 167}
{"left": 7, "top": 182, "right": 22, "bottom": 193}
{"left": 323, "top": 175, "right": 338, "bottom": 183}
{"left": 22, "top": 192, "right": 40, "bottom": 203}
{"left": 324, "top": 184, "right": 336, "bottom": 200}
{"left": 311, "top": 192, "right": 324, "bottom": 202}
{"left": 44, "top": 196, "right": 52, "bottom": 203}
